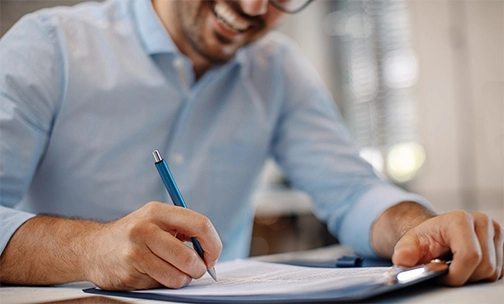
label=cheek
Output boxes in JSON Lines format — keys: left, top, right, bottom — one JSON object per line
{"left": 180, "top": 1, "right": 208, "bottom": 29}
{"left": 182, "top": 4, "right": 213, "bottom": 43}
{"left": 265, "top": 8, "right": 286, "bottom": 25}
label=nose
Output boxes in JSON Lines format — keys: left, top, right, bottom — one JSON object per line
{"left": 239, "top": 0, "right": 269, "bottom": 16}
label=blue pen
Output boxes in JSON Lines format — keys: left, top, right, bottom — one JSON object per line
{"left": 152, "top": 150, "right": 217, "bottom": 281}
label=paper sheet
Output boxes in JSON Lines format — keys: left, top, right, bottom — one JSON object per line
{"left": 132, "top": 259, "right": 389, "bottom": 297}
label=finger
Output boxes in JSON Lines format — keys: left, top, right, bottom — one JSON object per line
{"left": 108, "top": 245, "right": 165, "bottom": 290}
{"left": 439, "top": 212, "right": 481, "bottom": 286}
{"left": 139, "top": 247, "right": 193, "bottom": 289}
{"left": 115, "top": 221, "right": 195, "bottom": 290}
{"left": 467, "top": 213, "right": 496, "bottom": 282}
{"left": 142, "top": 202, "right": 222, "bottom": 267}
{"left": 145, "top": 223, "right": 207, "bottom": 279}
{"left": 93, "top": 262, "right": 162, "bottom": 291}
{"left": 125, "top": 241, "right": 192, "bottom": 289}
{"left": 493, "top": 221, "right": 503, "bottom": 280}
{"left": 121, "top": 273, "right": 163, "bottom": 291}
{"left": 392, "top": 232, "right": 422, "bottom": 267}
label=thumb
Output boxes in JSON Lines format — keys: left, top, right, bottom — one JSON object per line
{"left": 392, "top": 233, "right": 422, "bottom": 267}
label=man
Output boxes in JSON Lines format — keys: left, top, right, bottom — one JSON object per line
{"left": 0, "top": 0, "right": 502, "bottom": 291}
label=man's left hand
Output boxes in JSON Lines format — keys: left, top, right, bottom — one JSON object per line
{"left": 371, "top": 202, "right": 503, "bottom": 286}
{"left": 392, "top": 210, "right": 503, "bottom": 286}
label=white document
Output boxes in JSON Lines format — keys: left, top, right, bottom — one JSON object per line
{"left": 132, "top": 259, "right": 389, "bottom": 297}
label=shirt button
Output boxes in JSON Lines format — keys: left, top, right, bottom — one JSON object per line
{"left": 173, "top": 153, "right": 184, "bottom": 165}
{"left": 173, "top": 58, "right": 184, "bottom": 69}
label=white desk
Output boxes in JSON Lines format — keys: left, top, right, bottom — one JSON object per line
{"left": 1, "top": 245, "right": 503, "bottom": 304}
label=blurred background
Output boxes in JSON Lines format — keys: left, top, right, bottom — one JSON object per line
{"left": 2, "top": 0, "right": 503, "bottom": 256}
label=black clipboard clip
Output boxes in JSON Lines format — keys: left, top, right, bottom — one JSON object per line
{"left": 335, "top": 255, "right": 392, "bottom": 267}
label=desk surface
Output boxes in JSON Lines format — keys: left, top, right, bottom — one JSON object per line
{"left": 1, "top": 245, "right": 503, "bottom": 304}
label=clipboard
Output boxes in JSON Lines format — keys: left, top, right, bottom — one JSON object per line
{"left": 83, "top": 259, "right": 449, "bottom": 303}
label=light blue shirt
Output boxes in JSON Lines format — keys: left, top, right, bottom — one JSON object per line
{"left": 0, "top": 0, "right": 431, "bottom": 261}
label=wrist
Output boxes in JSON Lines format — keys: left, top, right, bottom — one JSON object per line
{"left": 76, "top": 220, "right": 109, "bottom": 283}
{"left": 371, "top": 201, "right": 435, "bottom": 258}
{"left": 46, "top": 216, "right": 105, "bottom": 283}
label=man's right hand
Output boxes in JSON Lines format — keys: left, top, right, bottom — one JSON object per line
{"left": 87, "top": 201, "right": 222, "bottom": 290}
{"left": 0, "top": 202, "right": 222, "bottom": 290}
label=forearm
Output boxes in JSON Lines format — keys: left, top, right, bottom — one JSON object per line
{"left": 0, "top": 203, "right": 222, "bottom": 290}
{"left": 371, "top": 201, "right": 436, "bottom": 258}
{"left": 0, "top": 215, "right": 103, "bottom": 285}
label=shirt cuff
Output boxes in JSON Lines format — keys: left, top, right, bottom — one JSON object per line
{"left": 336, "top": 184, "right": 434, "bottom": 258}
{"left": 0, "top": 206, "right": 36, "bottom": 254}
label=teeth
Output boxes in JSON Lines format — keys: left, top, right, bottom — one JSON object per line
{"left": 214, "top": 2, "right": 250, "bottom": 32}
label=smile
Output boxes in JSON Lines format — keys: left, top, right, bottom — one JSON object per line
{"left": 213, "top": 2, "right": 251, "bottom": 33}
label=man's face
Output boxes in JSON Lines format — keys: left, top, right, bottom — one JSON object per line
{"left": 158, "top": 0, "right": 286, "bottom": 64}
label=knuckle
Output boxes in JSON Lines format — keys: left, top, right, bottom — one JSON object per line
{"left": 478, "top": 264, "right": 501, "bottom": 283}
{"left": 126, "top": 220, "right": 150, "bottom": 240}
{"left": 462, "top": 247, "right": 482, "bottom": 265}
{"left": 179, "top": 251, "right": 206, "bottom": 277}
{"left": 181, "top": 250, "right": 200, "bottom": 268}
{"left": 478, "top": 260, "right": 497, "bottom": 279}
{"left": 496, "top": 223, "right": 504, "bottom": 241}
{"left": 487, "top": 271, "right": 500, "bottom": 282}
{"left": 216, "top": 237, "right": 223, "bottom": 252}
{"left": 196, "top": 216, "right": 214, "bottom": 234}
{"left": 451, "top": 210, "right": 473, "bottom": 223}
{"left": 168, "top": 274, "right": 192, "bottom": 289}
{"left": 143, "top": 201, "right": 162, "bottom": 215}
{"left": 474, "top": 212, "right": 493, "bottom": 228}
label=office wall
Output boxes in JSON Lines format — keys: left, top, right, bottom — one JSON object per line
{"left": 407, "top": 0, "right": 503, "bottom": 221}
{"left": 280, "top": 0, "right": 503, "bottom": 223}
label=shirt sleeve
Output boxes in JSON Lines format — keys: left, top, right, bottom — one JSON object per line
{"left": 0, "top": 12, "right": 62, "bottom": 254}
{"left": 270, "top": 38, "right": 434, "bottom": 257}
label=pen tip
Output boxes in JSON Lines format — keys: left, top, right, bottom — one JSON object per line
{"left": 208, "top": 267, "right": 217, "bottom": 281}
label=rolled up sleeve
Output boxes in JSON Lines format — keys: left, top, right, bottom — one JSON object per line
{"left": 271, "top": 39, "right": 434, "bottom": 257}
{"left": 0, "top": 12, "right": 61, "bottom": 255}
{"left": 334, "top": 184, "right": 433, "bottom": 257}
{"left": 0, "top": 207, "right": 36, "bottom": 253}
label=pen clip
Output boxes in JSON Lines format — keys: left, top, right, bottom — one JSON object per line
{"left": 153, "top": 150, "right": 163, "bottom": 163}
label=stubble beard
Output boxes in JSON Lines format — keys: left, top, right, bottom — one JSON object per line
{"left": 178, "top": 1, "right": 236, "bottom": 65}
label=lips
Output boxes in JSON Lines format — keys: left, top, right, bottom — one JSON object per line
{"left": 213, "top": 1, "right": 251, "bottom": 34}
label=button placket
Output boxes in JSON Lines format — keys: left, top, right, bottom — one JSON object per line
{"left": 172, "top": 153, "right": 184, "bottom": 165}
{"left": 173, "top": 57, "right": 192, "bottom": 94}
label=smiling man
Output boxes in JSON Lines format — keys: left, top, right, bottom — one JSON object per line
{"left": 0, "top": 0, "right": 502, "bottom": 291}
{"left": 152, "top": 0, "right": 286, "bottom": 78}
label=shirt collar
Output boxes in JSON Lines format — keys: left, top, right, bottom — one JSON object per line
{"left": 133, "top": 0, "right": 177, "bottom": 55}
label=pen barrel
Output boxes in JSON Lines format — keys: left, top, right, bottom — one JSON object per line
{"left": 155, "top": 161, "right": 187, "bottom": 208}
{"left": 152, "top": 150, "right": 216, "bottom": 281}
{"left": 191, "top": 236, "right": 205, "bottom": 260}
{"left": 192, "top": 236, "right": 218, "bottom": 281}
